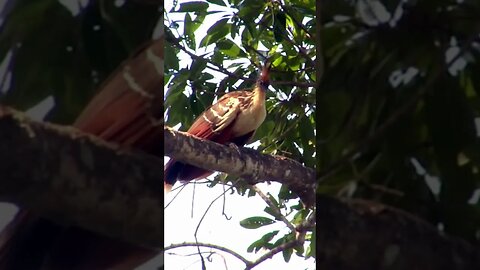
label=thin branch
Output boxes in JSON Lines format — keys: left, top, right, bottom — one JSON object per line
{"left": 245, "top": 237, "right": 301, "bottom": 270}
{"left": 165, "top": 242, "right": 251, "bottom": 266}
{"left": 193, "top": 186, "right": 234, "bottom": 270}
{"left": 164, "top": 183, "right": 188, "bottom": 209}
{"left": 251, "top": 186, "right": 295, "bottom": 232}
{"left": 271, "top": 80, "right": 316, "bottom": 88}
{"left": 279, "top": 3, "right": 314, "bottom": 39}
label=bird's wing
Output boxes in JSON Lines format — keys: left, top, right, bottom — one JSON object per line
{"left": 0, "top": 39, "right": 164, "bottom": 270}
{"left": 74, "top": 39, "right": 163, "bottom": 150}
{"left": 187, "top": 91, "right": 251, "bottom": 141}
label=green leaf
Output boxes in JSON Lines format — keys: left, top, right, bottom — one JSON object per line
{"left": 164, "top": 42, "right": 179, "bottom": 71}
{"left": 278, "top": 184, "right": 296, "bottom": 202}
{"left": 246, "top": 230, "right": 279, "bottom": 253}
{"left": 184, "top": 13, "right": 196, "bottom": 48}
{"left": 282, "top": 247, "right": 293, "bottom": 262}
{"left": 176, "top": 1, "right": 209, "bottom": 12}
{"left": 217, "top": 39, "right": 246, "bottom": 57}
{"left": 306, "top": 230, "right": 316, "bottom": 258}
{"left": 239, "top": 216, "right": 275, "bottom": 229}
{"left": 292, "top": 209, "right": 308, "bottom": 226}
{"left": 199, "top": 18, "right": 230, "bottom": 47}
{"left": 206, "top": 0, "right": 226, "bottom": 6}
{"left": 274, "top": 11, "right": 287, "bottom": 42}
{"left": 189, "top": 58, "right": 208, "bottom": 79}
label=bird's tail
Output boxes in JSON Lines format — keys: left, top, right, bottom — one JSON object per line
{"left": 164, "top": 160, "right": 214, "bottom": 191}
{"left": 0, "top": 210, "right": 61, "bottom": 269}
{"left": 0, "top": 210, "right": 155, "bottom": 269}
{"left": 164, "top": 159, "right": 183, "bottom": 192}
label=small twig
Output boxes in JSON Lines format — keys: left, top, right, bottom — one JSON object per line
{"left": 245, "top": 237, "right": 301, "bottom": 270}
{"left": 165, "top": 242, "right": 251, "bottom": 266}
{"left": 193, "top": 186, "right": 235, "bottom": 269}
{"left": 272, "top": 80, "right": 316, "bottom": 88}
{"left": 191, "top": 180, "right": 196, "bottom": 218}
{"left": 222, "top": 180, "right": 232, "bottom": 220}
{"left": 164, "top": 183, "right": 187, "bottom": 209}
{"left": 296, "top": 211, "right": 316, "bottom": 233}
{"left": 251, "top": 185, "right": 295, "bottom": 231}
{"left": 279, "top": 3, "right": 314, "bottom": 39}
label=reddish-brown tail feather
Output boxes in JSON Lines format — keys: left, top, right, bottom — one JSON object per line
{"left": 0, "top": 210, "right": 154, "bottom": 270}
{"left": 164, "top": 159, "right": 213, "bottom": 190}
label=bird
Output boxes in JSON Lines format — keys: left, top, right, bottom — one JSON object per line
{"left": 164, "top": 62, "right": 271, "bottom": 191}
{"left": 0, "top": 38, "right": 163, "bottom": 270}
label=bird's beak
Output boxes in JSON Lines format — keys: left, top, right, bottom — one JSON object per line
{"left": 260, "top": 61, "right": 272, "bottom": 84}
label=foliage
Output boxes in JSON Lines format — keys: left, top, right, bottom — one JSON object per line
{"left": 164, "top": 0, "right": 316, "bottom": 266}
{"left": 0, "top": 0, "right": 162, "bottom": 123}
{"left": 321, "top": 0, "right": 480, "bottom": 244}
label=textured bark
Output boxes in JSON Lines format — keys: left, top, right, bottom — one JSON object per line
{"left": 164, "top": 126, "right": 317, "bottom": 207}
{"left": 0, "top": 106, "right": 164, "bottom": 248}
{"left": 317, "top": 195, "right": 480, "bottom": 270}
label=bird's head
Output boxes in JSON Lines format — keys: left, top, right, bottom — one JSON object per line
{"left": 257, "top": 61, "right": 272, "bottom": 90}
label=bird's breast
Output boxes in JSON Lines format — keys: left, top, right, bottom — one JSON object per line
{"left": 231, "top": 99, "right": 266, "bottom": 136}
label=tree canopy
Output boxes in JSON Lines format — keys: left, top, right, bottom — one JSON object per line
{"left": 321, "top": 0, "right": 480, "bottom": 247}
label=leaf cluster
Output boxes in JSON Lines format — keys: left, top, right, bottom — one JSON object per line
{"left": 321, "top": 0, "right": 480, "bottom": 245}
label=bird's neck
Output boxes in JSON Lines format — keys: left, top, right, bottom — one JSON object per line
{"left": 230, "top": 82, "right": 267, "bottom": 136}
{"left": 252, "top": 82, "right": 267, "bottom": 106}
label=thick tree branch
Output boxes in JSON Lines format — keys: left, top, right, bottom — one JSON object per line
{"left": 163, "top": 126, "right": 316, "bottom": 207}
{"left": 0, "top": 106, "right": 164, "bottom": 249}
{"left": 317, "top": 195, "right": 480, "bottom": 270}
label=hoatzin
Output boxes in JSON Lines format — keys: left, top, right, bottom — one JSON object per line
{"left": 164, "top": 62, "right": 271, "bottom": 191}
{"left": 0, "top": 39, "right": 163, "bottom": 269}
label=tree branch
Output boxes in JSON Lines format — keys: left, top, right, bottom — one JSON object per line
{"left": 316, "top": 195, "right": 480, "bottom": 270}
{"left": 165, "top": 242, "right": 250, "bottom": 266}
{"left": 163, "top": 126, "right": 316, "bottom": 207}
{"left": 0, "top": 106, "right": 164, "bottom": 248}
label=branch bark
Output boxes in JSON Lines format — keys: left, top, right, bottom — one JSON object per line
{"left": 0, "top": 106, "right": 164, "bottom": 248}
{"left": 163, "top": 126, "right": 316, "bottom": 207}
{"left": 317, "top": 195, "right": 480, "bottom": 270}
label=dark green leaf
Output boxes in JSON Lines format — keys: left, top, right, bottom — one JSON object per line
{"left": 176, "top": 1, "right": 209, "bottom": 12}
{"left": 199, "top": 18, "right": 230, "bottom": 47}
{"left": 239, "top": 216, "right": 275, "bottom": 229}
{"left": 206, "top": 0, "right": 226, "bottom": 6}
